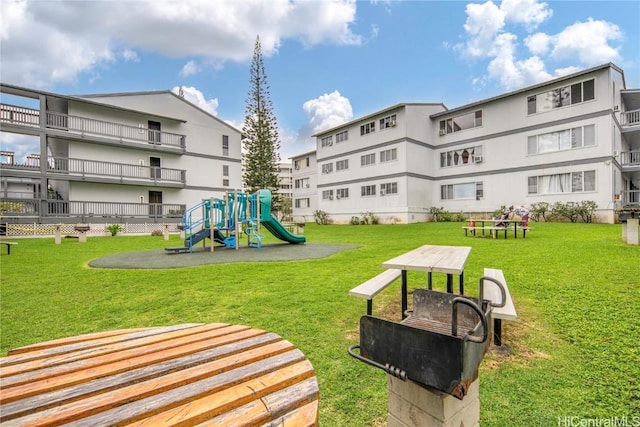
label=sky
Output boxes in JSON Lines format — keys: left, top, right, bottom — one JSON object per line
{"left": 1, "top": 0, "right": 639, "bottom": 162}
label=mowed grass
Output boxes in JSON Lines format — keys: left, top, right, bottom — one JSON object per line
{"left": 1, "top": 222, "right": 638, "bottom": 426}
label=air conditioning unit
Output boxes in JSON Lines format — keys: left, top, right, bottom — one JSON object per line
{"left": 336, "top": 194, "right": 341, "bottom": 200}
{"left": 614, "top": 150, "right": 620, "bottom": 157}
{"left": 614, "top": 105, "right": 619, "bottom": 111}
{"left": 439, "top": 129, "right": 447, "bottom": 136}
{"left": 329, "top": 195, "right": 333, "bottom": 200}
{"left": 390, "top": 120, "right": 396, "bottom": 127}
{"left": 380, "top": 189, "right": 386, "bottom": 196}
{"left": 305, "top": 183, "right": 310, "bottom": 188}
{"left": 295, "top": 165, "right": 300, "bottom": 170}
{"left": 138, "top": 159, "right": 145, "bottom": 166}
{"left": 474, "top": 156, "right": 483, "bottom": 163}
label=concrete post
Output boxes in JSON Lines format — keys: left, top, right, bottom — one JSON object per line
{"left": 627, "top": 218, "right": 639, "bottom": 246}
{"left": 78, "top": 231, "right": 87, "bottom": 243}
{"left": 55, "top": 224, "right": 61, "bottom": 245}
{"left": 387, "top": 376, "right": 480, "bottom": 427}
{"left": 163, "top": 224, "right": 169, "bottom": 241}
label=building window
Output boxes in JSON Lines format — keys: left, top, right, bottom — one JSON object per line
{"left": 379, "top": 114, "right": 397, "bottom": 130}
{"left": 380, "top": 182, "right": 397, "bottom": 195}
{"left": 336, "top": 130, "right": 348, "bottom": 143}
{"left": 223, "top": 165, "right": 229, "bottom": 176}
{"left": 321, "top": 136, "right": 333, "bottom": 148}
{"left": 361, "top": 185, "right": 376, "bottom": 197}
{"left": 441, "top": 182, "right": 483, "bottom": 200}
{"left": 336, "top": 159, "right": 349, "bottom": 171}
{"left": 222, "top": 135, "right": 229, "bottom": 156}
{"left": 527, "top": 125, "right": 596, "bottom": 155}
{"left": 321, "top": 163, "right": 333, "bottom": 174}
{"left": 440, "top": 146, "right": 483, "bottom": 167}
{"left": 322, "top": 190, "right": 334, "bottom": 200}
{"left": 295, "top": 198, "right": 310, "bottom": 208}
{"left": 360, "top": 121, "right": 375, "bottom": 135}
{"left": 361, "top": 153, "right": 376, "bottom": 167}
{"left": 223, "top": 179, "right": 230, "bottom": 187}
{"left": 380, "top": 148, "right": 397, "bottom": 163}
{"left": 439, "top": 110, "right": 482, "bottom": 135}
{"left": 336, "top": 188, "right": 349, "bottom": 199}
{"left": 294, "top": 157, "right": 310, "bottom": 170}
{"left": 528, "top": 170, "right": 596, "bottom": 194}
{"left": 527, "top": 79, "right": 595, "bottom": 115}
{"left": 295, "top": 178, "right": 310, "bottom": 189}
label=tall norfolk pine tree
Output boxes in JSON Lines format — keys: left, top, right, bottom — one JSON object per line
{"left": 242, "top": 36, "right": 282, "bottom": 211}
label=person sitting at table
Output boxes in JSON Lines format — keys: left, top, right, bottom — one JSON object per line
{"left": 495, "top": 206, "right": 513, "bottom": 227}
{"left": 516, "top": 204, "right": 530, "bottom": 227}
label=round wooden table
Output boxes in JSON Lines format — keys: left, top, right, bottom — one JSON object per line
{"left": 0, "top": 323, "right": 319, "bottom": 426}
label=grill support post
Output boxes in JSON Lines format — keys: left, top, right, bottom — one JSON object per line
{"left": 387, "top": 376, "right": 480, "bottom": 427}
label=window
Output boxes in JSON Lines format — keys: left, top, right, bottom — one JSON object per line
{"left": 528, "top": 170, "right": 596, "bottom": 194}
{"left": 294, "top": 157, "right": 310, "bottom": 170}
{"left": 148, "top": 120, "right": 161, "bottom": 143}
{"left": 222, "top": 135, "right": 229, "bottom": 156}
{"left": 439, "top": 110, "right": 482, "bottom": 135}
{"left": 295, "top": 198, "right": 310, "bottom": 208}
{"left": 322, "top": 190, "right": 334, "bottom": 200}
{"left": 440, "top": 146, "right": 483, "bottom": 167}
{"left": 321, "top": 163, "right": 333, "bottom": 174}
{"left": 360, "top": 121, "right": 375, "bottom": 135}
{"left": 361, "top": 185, "right": 376, "bottom": 196}
{"left": 380, "top": 148, "right": 397, "bottom": 163}
{"left": 379, "top": 114, "right": 397, "bottom": 130}
{"left": 150, "top": 156, "right": 161, "bottom": 179}
{"left": 441, "top": 182, "right": 483, "bottom": 200}
{"left": 223, "top": 179, "right": 229, "bottom": 187}
{"left": 527, "top": 125, "right": 596, "bottom": 155}
{"left": 336, "top": 188, "right": 349, "bottom": 199}
{"left": 223, "top": 165, "right": 229, "bottom": 176}
{"left": 295, "top": 178, "right": 310, "bottom": 189}
{"left": 380, "top": 182, "right": 397, "bottom": 195}
{"left": 321, "top": 136, "right": 333, "bottom": 148}
{"left": 527, "top": 79, "right": 595, "bottom": 115}
{"left": 336, "top": 130, "right": 348, "bottom": 143}
{"left": 361, "top": 153, "right": 376, "bottom": 167}
{"left": 336, "top": 159, "right": 349, "bottom": 171}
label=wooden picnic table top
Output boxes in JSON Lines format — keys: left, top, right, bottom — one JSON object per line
{"left": 0, "top": 323, "right": 319, "bottom": 426}
{"left": 382, "top": 244, "right": 472, "bottom": 275}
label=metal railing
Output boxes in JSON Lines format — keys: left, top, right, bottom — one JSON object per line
{"left": 0, "top": 197, "right": 186, "bottom": 221}
{"left": 1, "top": 104, "right": 186, "bottom": 150}
{"left": 622, "top": 190, "right": 640, "bottom": 206}
{"left": 621, "top": 109, "right": 640, "bottom": 127}
{"left": 620, "top": 151, "right": 640, "bottom": 166}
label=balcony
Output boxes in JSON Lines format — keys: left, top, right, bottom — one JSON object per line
{"left": 1, "top": 154, "right": 186, "bottom": 186}
{"left": 0, "top": 104, "right": 186, "bottom": 151}
{"left": 0, "top": 194, "right": 186, "bottom": 222}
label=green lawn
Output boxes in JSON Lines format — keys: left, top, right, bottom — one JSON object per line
{"left": 1, "top": 222, "right": 638, "bottom": 426}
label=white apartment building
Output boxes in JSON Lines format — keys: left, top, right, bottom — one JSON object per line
{"left": 0, "top": 83, "right": 243, "bottom": 224}
{"left": 290, "top": 150, "right": 318, "bottom": 222}
{"left": 277, "top": 161, "right": 293, "bottom": 201}
{"left": 299, "top": 63, "right": 639, "bottom": 224}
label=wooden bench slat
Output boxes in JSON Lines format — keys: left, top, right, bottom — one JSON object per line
{"left": 3, "top": 340, "right": 296, "bottom": 425}
{"left": 349, "top": 269, "right": 401, "bottom": 299}
{"left": 483, "top": 268, "right": 517, "bottom": 321}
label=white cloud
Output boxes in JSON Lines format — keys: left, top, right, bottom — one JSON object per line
{"left": 302, "top": 90, "right": 353, "bottom": 135}
{"left": 0, "top": 0, "right": 361, "bottom": 87}
{"left": 171, "top": 86, "right": 219, "bottom": 116}
{"left": 458, "top": 0, "right": 623, "bottom": 91}
{"left": 548, "top": 18, "right": 622, "bottom": 65}
{"left": 121, "top": 49, "right": 139, "bottom": 62}
{"left": 179, "top": 60, "right": 201, "bottom": 77}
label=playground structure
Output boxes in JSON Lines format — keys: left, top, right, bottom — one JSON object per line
{"left": 165, "top": 189, "right": 305, "bottom": 254}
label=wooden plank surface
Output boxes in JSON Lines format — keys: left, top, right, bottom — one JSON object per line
{"left": 0, "top": 323, "right": 319, "bottom": 426}
{"left": 382, "top": 245, "right": 471, "bottom": 275}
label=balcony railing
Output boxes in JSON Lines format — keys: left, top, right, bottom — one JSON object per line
{"left": 0, "top": 196, "right": 186, "bottom": 221}
{"left": 1, "top": 155, "right": 186, "bottom": 184}
{"left": 621, "top": 109, "right": 640, "bottom": 127}
{"left": 0, "top": 104, "right": 186, "bottom": 150}
{"left": 620, "top": 151, "right": 640, "bottom": 167}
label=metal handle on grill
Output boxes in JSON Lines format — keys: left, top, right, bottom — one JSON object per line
{"left": 478, "top": 275, "right": 507, "bottom": 308}
{"left": 451, "top": 297, "right": 488, "bottom": 343}
{"left": 348, "top": 344, "right": 407, "bottom": 380}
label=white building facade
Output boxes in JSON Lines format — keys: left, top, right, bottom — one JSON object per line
{"left": 304, "top": 63, "right": 639, "bottom": 224}
{"left": 290, "top": 150, "right": 318, "bottom": 222}
{"left": 0, "top": 84, "right": 243, "bottom": 224}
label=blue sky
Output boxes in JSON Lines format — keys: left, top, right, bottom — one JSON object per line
{"left": 1, "top": 0, "right": 639, "bottom": 160}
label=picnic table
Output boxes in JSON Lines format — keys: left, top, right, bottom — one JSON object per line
{"left": 463, "top": 219, "right": 530, "bottom": 239}
{"left": 382, "top": 245, "right": 472, "bottom": 319}
{"left": 0, "top": 323, "right": 319, "bottom": 426}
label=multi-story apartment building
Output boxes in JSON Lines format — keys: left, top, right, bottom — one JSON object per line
{"left": 276, "top": 161, "right": 293, "bottom": 201}
{"left": 300, "top": 63, "right": 639, "bottom": 224}
{"left": 0, "top": 83, "right": 243, "bottom": 224}
{"left": 290, "top": 150, "right": 318, "bottom": 222}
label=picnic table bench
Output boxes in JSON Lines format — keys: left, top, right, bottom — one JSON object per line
{"left": 0, "top": 323, "right": 319, "bottom": 426}
{"left": 463, "top": 220, "right": 531, "bottom": 239}
{"left": 481, "top": 268, "right": 517, "bottom": 346}
{"left": 0, "top": 241, "right": 17, "bottom": 255}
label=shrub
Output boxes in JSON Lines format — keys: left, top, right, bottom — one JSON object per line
{"left": 106, "top": 224, "right": 123, "bottom": 236}
{"left": 577, "top": 200, "right": 598, "bottom": 223}
{"left": 529, "top": 202, "right": 550, "bottom": 222}
{"left": 429, "top": 206, "right": 444, "bottom": 222}
{"left": 151, "top": 229, "right": 163, "bottom": 236}
{"left": 454, "top": 211, "right": 467, "bottom": 222}
{"left": 313, "top": 210, "right": 329, "bottom": 225}
{"left": 350, "top": 216, "right": 361, "bottom": 225}
{"left": 551, "top": 202, "right": 579, "bottom": 223}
